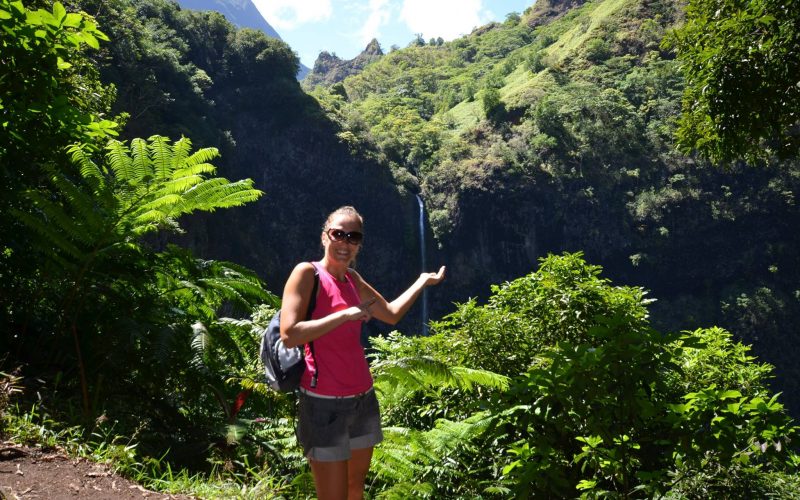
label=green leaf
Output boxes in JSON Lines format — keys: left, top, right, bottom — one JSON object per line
{"left": 62, "top": 12, "right": 82, "bottom": 27}
{"left": 719, "top": 389, "right": 742, "bottom": 400}
{"left": 81, "top": 32, "right": 99, "bottom": 49}
{"left": 51, "top": 2, "right": 66, "bottom": 21}
{"left": 502, "top": 460, "right": 521, "bottom": 475}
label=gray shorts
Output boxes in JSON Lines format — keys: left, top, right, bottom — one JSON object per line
{"left": 296, "top": 388, "right": 384, "bottom": 462}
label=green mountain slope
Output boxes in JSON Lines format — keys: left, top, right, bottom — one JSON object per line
{"left": 173, "top": 0, "right": 311, "bottom": 78}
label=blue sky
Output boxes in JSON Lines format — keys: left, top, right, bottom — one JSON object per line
{"left": 251, "top": 0, "right": 534, "bottom": 68}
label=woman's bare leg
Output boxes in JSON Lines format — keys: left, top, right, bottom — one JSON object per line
{"left": 347, "top": 447, "right": 374, "bottom": 500}
{"left": 308, "top": 446, "right": 374, "bottom": 500}
{"left": 309, "top": 459, "right": 348, "bottom": 500}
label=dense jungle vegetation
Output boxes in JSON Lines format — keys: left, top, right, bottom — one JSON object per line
{"left": 1, "top": 0, "right": 798, "bottom": 497}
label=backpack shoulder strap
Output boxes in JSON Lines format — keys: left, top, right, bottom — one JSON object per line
{"left": 307, "top": 263, "right": 319, "bottom": 320}
{"left": 306, "top": 262, "right": 320, "bottom": 388}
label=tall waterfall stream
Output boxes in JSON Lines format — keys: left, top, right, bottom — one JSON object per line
{"left": 416, "top": 194, "right": 428, "bottom": 335}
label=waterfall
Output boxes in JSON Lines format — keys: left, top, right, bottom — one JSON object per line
{"left": 416, "top": 194, "right": 429, "bottom": 335}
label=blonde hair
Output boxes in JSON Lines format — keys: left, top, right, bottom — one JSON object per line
{"left": 322, "top": 206, "right": 364, "bottom": 231}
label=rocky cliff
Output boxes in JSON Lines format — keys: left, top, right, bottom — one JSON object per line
{"left": 302, "top": 39, "right": 384, "bottom": 89}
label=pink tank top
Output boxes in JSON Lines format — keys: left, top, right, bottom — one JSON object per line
{"left": 299, "top": 262, "right": 373, "bottom": 396}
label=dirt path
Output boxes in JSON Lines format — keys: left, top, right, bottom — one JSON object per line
{"left": 0, "top": 443, "right": 194, "bottom": 499}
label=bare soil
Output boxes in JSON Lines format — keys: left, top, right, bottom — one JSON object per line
{"left": 0, "top": 442, "right": 195, "bottom": 499}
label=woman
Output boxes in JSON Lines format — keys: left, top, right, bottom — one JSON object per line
{"left": 280, "top": 206, "right": 445, "bottom": 500}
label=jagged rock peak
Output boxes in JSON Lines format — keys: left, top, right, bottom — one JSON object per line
{"left": 312, "top": 51, "right": 342, "bottom": 74}
{"left": 303, "top": 39, "right": 385, "bottom": 88}
{"left": 362, "top": 38, "right": 383, "bottom": 56}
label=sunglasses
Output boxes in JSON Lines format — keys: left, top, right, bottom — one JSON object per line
{"left": 327, "top": 228, "right": 364, "bottom": 245}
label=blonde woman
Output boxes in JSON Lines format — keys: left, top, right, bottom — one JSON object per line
{"left": 280, "top": 206, "right": 445, "bottom": 499}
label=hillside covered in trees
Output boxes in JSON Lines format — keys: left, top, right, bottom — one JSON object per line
{"left": 303, "top": 0, "right": 800, "bottom": 418}
{"left": 1, "top": 0, "right": 799, "bottom": 497}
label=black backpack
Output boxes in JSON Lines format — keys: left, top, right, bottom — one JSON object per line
{"left": 260, "top": 267, "right": 319, "bottom": 392}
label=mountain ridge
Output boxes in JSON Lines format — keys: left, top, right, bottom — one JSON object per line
{"left": 174, "top": 0, "right": 311, "bottom": 79}
{"left": 302, "top": 38, "right": 384, "bottom": 89}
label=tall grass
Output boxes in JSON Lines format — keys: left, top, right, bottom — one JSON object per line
{"left": 0, "top": 404, "right": 301, "bottom": 499}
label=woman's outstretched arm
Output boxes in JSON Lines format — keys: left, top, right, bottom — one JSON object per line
{"left": 350, "top": 266, "right": 445, "bottom": 325}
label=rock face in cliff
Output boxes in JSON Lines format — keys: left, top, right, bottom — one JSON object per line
{"left": 173, "top": 106, "right": 431, "bottom": 334}
{"left": 525, "top": 0, "right": 589, "bottom": 26}
{"left": 178, "top": 109, "right": 423, "bottom": 316}
{"left": 302, "top": 39, "right": 384, "bottom": 89}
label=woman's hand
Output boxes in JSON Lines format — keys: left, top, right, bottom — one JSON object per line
{"left": 420, "top": 265, "right": 446, "bottom": 287}
{"left": 342, "top": 297, "right": 377, "bottom": 322}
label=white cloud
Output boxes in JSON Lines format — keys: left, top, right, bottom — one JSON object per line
{"left": 399, "top": 0, "right": 487, "bottom": 40}
{"left": 357, "top": 0, "right": 392, "bottom": 46}
{"left": 251, "top": 0, "right": 333, "bottom": 31}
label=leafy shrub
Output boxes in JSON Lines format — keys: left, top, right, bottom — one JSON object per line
{"left": 374, "top": 254, "right": 799, "bottom": 498}
{"left": 585, "top": 37, "right": 612, "bottom": 62}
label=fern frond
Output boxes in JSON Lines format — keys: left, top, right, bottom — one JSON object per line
{"left": 129, "top": 208, "right": 166, "bottom": 225}
{"left": 374, "top": 481, "right": 435, "bottom": 499}
{"left": 203, "top": 263, "right": 268, "bottom": 293}
{"left": 129, "top": 137, "right": 151, "bottom": 182}
{"left": 372, "top": 428, "right": 423, "bottom": 481}
{"left": 217, "top": 317, "right": 257, "bottom": 329}
{"left": 135, "top": 193, "right": 184, "bottom": 214}
{"left": 171, "top": 162, "right": 215, "bottom": 179}
{"left": 198, "top": 279, "right": 248, "bottom": 307}
{"left": 449, "top": 366, "right": 510, "bottom": 391}
{"left": 172, "top": 163, "right": 217, "bottom": 179}
{"left": 181, "top": 177, "right": 236, "bottom": 209}
{"left": 190, "top": 321, "right": 210, "bottom": 370}
{"left": 484, "top": 485, "right": 513, "bottom": 495}
{"left": 12, "top": 208, "right": 84, "bottom": 262}
{"left": 104, "top": 139, "right": 135, "bottom": 183}
{"left": 424, "top": 411, "right": 494, "bottom": 454}
{"left": 191, "top": 180, "right": 262, "bottom": 212}
{"left": 372, "top": 356, "right": 509, "bottom": 394}
{"left": 24, "top": 191, "right": 96, "bottom": 247}
{"left": 182, "top": 146, "right": 219, "bottom": 167}
{"left": 148, "top": 135, "right": 173, "bottom": 180}
{"left": 161, "top": 174, "right": 204, "bottom": 194}
{"left": 212, "top": 183, "right": 263, "bottom": 209}
{"left": 373, "top": 413, "right": 495, "bottom": 494}
{"left": 234, "top": 377, "right": 274, "bottom": 396}
{"left": 45, "top": 169, "right": 108, "bottom": 232}
{"left": 145, "top": 323, "right": 188, "bottom": 368}
{"left": 68, "top": 144, "right": 105, "bottom": 188}
{"left": 129, "top": 220, "right": 160, "bottom": 236}
{"left": 171, "top": 136, "right": 193, "bottom": 170}
{"left": 178, "top": 279, "right": 209, "bottom": 302}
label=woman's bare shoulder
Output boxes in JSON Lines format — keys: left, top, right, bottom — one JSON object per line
{"left": 289, "top": 262, "right": 317, "bottom": 281}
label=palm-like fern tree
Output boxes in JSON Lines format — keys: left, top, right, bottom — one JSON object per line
{"left": 14, "top": 135, "right": 265, "bottom": 418}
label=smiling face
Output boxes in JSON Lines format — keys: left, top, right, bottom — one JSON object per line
{"left": 322, "top": 212, "right": 363, "bottom": 266}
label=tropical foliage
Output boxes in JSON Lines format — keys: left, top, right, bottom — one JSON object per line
{"left": 1, "top": 0, "right": 799, "bottom": 497}
{"left": 1, "top": 0, "right": 277, "bottom": 476}
{"left": 358, "top": 253, "right": 799, "bottom": 498}
{"left": 664, "top": 0, "right": 800, "bottom": 163}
